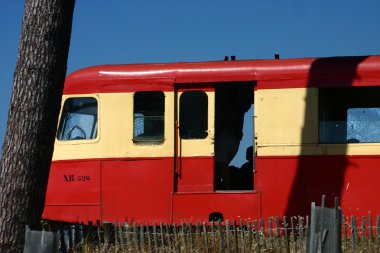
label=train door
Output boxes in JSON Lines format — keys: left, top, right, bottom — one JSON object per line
{"left": 173, "top": 82, "right": 259, "bottom": 222}
{"left": 214, "top": 82, "right": 254, "bottom": 191}
{"left": 175, "top": 82, "right": 254, "bottom": 192}
{"left": 175, "top": 86, "right": 215, "bottom": 192}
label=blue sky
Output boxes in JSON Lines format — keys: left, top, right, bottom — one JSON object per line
{"left": 1, "top": 0, "right": 380, "bottom": 157}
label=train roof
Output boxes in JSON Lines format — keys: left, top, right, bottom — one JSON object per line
{"left": 64, "top": 55, "right": 380, "bottom": 94}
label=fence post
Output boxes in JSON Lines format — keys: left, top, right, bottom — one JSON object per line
{"left": 233, "top": 220, "right": 238, "bottom": 253}
{"left": 196, "top": 222, "right": 201, "bottom": 247}
{"left": 59, "top": 224, "right": 67, "bottom": 253}
{"left": 269, "top": 217, "right": 274, "bottom": 250}
{"left": 140, "top": 224, "right": 145, "bottom": 252}
{"left": 103, "top": 222, "right": 112, "bottom": 248}
{"left": 74, "top": 223, "right": 81, "bottom": 247}
{"left": 173, "top": 224, "right": 179, "bottom": 253}
{"left": 342, "top": 215, "right": 347, "bottom": 252}
{"left": 247, "top": 221, "right": 252, "bottom": 253}
{"left": 189, "top": 222, "right": 194, "bottom": 252}
{"left": 211, "top": 221, "right": 216, "bottom": 253}
{"left": 351, "top": 216, "right": 358, "bottom": 252}
{"left": 166, "top": 224, "right": 172, "bottom": 252}
{"left": 68, "top": 224, "right": 73, "bottom": 250}
{"left": 125, "top": 222, "right": 132, "bottom": 250}
{"left": 368, "top": 215, "right": 373, "bottom": 253}
{"left": 146, "top": 224, "right": 152, "bottom": 253}
{"left": 362, "top": 216, "right": 367, "bottom": 240}
{"left": 290, "top": 217, "right": 296, "bottom": 253}
{"left": 226, "top": 220, "right": 231, "bottom": 253}
{"left": 240, "top": 218, "right": 245, "bottom": 253}
{"left": 275, "top": 216, "right": 281, "bottom": 249}
{"left": 118, "top": 222, "right": 124, "bottom": 251}
{"left": 218, "top": 220, "right": 224, "bottom": 253}
{"left": 153, "top": 223, "right": 158, "bottom": 253}
{"left": 203, "top": 222, "right": 209, "bottom": 253}
{"left": 113, "top": 222, "right": 118, "bottom": 247}
{"left": 298, "top": 216, "right": 304, "bottom": 251}
{"left": 283, "top": 216, "right": 290, "bottom": 253}
{"left": 260, "top": 218, "right": 267, "bottom": 251}
{"left": 181, "top": 222, "right": 186, "bottom": 250}
{"left": 132, "top": 222, "right": 139, "bottom": 252}
{"left": 254, "top": 220, "right": 260, "bottom": 253}
{"left": 160, "top": 223, "right": 165, "bottom": 253}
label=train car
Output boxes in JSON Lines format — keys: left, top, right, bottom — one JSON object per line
{"left": 43, "top": 55, "right": 380, "bottom": 225}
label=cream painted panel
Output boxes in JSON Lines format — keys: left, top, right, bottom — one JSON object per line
{"left": 53, "top": 92, "right": 174, "bottom": 161}
{"left": 325, "top": 144, "right": 380, "bottom": 155}
{"left": 255, "top": 87, "right": 380, "bottom": 156}
{"left": 178, "top": 91, "right": 215, "bottom": 157}
{"left": 257, "top": 143, "right": 380, "bottom": 156}
{"left": 257, "top": 145, "right": 325, "bottom": 156}
{"left": 255, "top": 88, "right": 318, "bottom": 146}
{"left": 53, "top": 94, "right": 104, "bottom": 161}
{"left": 101, "top": 93, "right": 131, "bottom": 158}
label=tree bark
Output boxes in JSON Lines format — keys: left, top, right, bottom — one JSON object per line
{"left": 0, "top": 0, "right": 75, "bottom": 251}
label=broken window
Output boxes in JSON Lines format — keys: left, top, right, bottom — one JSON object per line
{"left": 319, "top": 86, "right": 380, "bottom": 143}
{"left": 214, "top": 83, "right": 254, "bottom": 190}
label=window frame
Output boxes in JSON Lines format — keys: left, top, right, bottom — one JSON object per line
{"left": 179, "top": 90, "right": 209, "bottom": 140}
{"left": 133, "top": 91, "right": 166, "bottom": 145}
{"left": 318, "top": 86, "right": 380, "bottom": 145}
{"left": 56, "top": 94, "right": 100, "bottom": 145}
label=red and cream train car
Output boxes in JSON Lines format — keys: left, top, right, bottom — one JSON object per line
{"left": 43, "top": 55, "right": 380, "bottom": 224}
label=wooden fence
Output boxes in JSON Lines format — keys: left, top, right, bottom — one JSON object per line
{"left": 56, "top": 215, "right": 380, "bottom": 253}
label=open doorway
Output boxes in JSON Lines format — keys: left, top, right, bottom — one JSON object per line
{"left": 214, "top": 82, "right": 254, "bottom": 191}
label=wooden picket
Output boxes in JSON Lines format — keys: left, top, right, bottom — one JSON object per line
{"left": 54, "top": 214, "right": 380, "bottom": 253}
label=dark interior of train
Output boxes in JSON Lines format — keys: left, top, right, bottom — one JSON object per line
{"left": 319, "top": 86, "right": 380, "bottom": 144}
{"left": 214, "top": 82, "right": 254, "bottom": 191}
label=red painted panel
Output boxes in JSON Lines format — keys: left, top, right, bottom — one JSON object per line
{"left": 44, "top": 161, "right": 101, "bottom": 205}
{"left": 43, "top": 205, "right": 100, "bottom": 224}
{"left": 101, "top": 158, "right": 174, "bottom": 224}
{"left": 254, "top": 157, "right": 300, "bottom": 219}
{"left": 173, "top": 192, "right": 260, "bottom": 223}
{"left": 303, "top": 156, "right": 380, "bottom": 217}
{"left": 177, "top": 84, "right": 215, "bottom": 92}
{"left": 43, "top": 160, "right": 101, "bottom": 222}
{"left": 255, "top": 155, "right": 380, "bottom": 218}
{"left": 65, "top": 77, "right": 175, "bottom": 94}
{"left": 43, "top": 154, "right": 380, "bottom": 224}
{"left": 177, "top": 157, "right": 214, "bottom": 192}
{"left": 63, "top": 56, "right": 380, "bottom": 95}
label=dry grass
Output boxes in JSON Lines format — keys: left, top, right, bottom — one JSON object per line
{"left": 62, "top": 224, "right": 379, "bottom": 253}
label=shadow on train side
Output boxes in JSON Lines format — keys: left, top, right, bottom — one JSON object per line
{"left": 285, "top": 56, "right": 369, "bottom": 217}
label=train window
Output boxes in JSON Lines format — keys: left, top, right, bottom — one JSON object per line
{"left": 180, "top": 91, "right": 208, "bottom": 139}
{"left": 319, "top": 87, "right": 380, "bottom": 143}
{"left": 133, "top": 91, "right": 165, "bottom": 143}
{"left": 57, "top": 97, "right": 98, "bottom": 141}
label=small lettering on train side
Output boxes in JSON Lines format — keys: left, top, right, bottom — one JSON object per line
{"left": 63, "top": 174, "right": 90, "bottom": 182}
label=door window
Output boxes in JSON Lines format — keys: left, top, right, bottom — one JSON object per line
{"left": 180, "top": 91, "right": 208, "bottom": 139}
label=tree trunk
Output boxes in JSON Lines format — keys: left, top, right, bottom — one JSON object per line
{"left": 0, "top": 0, "right": 75, "bottom": 251}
